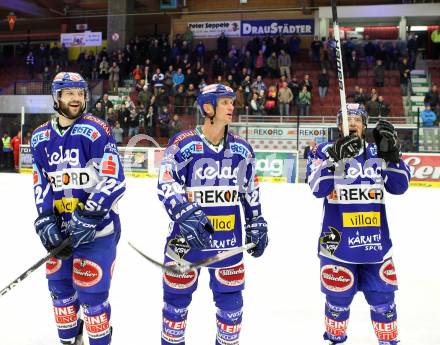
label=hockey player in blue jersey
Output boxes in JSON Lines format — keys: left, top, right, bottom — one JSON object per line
{"left": 157, "top": 84, "right": 269, "bottom": 345}
{"left": 31, "top": 72, "right": 125, "bottom": 345}
{"left": 306, "top": 104, "right": 410, "bottom": 345}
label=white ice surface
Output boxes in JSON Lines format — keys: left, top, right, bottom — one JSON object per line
{"left": 0, "top": 173, "right": 439, "bottom": 345}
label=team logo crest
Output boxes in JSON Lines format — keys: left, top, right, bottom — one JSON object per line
{"left": 168, "top": 236, "right": 191, "bottom": 259}
{"left": 320, "top": 226, "right": 341, "bottom": 255}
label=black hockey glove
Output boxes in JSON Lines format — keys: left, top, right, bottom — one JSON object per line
{"left": 373, "top": 120, "right": 401, "bottom": 163}
{"left": 326, "top": 135, "right": 362, "bottom": 164}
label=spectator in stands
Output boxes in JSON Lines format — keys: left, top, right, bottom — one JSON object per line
{"left": 348, "top": 50, "right": 360, "bottom": 79}
{"left": 163, "top": 66, "right": 174, "bottom": 90}
{"left": 132, "top": 64, "right": 142, "bottom": 82}
{"left": 108, "top": 62, "right": 120, "bottom": 94}
{"left": 92, "top": 102, "right": 105, "bottom": 119}
{"left": 169, "top": 114, "right": 183, "bottom": 138}
{"left": 185, "top": 84, "right": 198, "bottom": 115}
{"left": 195, "top": 41, "right": 206, "bottom": 65}
{"left": 278, "top": 81, "right": 293, "bottom": 116}
{"left": 211, "top": 54, "right": 224, "bottom": 78}
{"left": 432, "top": 27, "right": 440, "bottom": 59}
{"left": 420, "top": 104, "right": 437, "bottom": 127}
{"left": 145, "top": 105, "right": 155, "bottom": 137}
{"left": 399, "top": 57, "right": 411, "bottom": 96}
{"left": 251, "top": 75, "right": 266, "bottom": 94}
{"left": 217, "top": 32, "right": 229, "bottom": 58}
{"left": 198, "top": 78, "right": 207, "bottom": 92}
{"left": 278, "top": 49, "right": 291, "bottom": 80}
{"left": 60, "top": 43, "right": 68, "bottom": 67}
{"left": 264, "top": 85, "right": 278, "bottom": 115}
{"left": 183, "top": 27, "right": 194, "bottom": 48}
{"left": 107, "top": 107, "right": 117, "bottom": 126}
{"left": 241, "top": 75, "right": 252, "bottom": 101}
{"left": 311, "top": 36, "right": 323, "bottom": 63}
{"left": 197, "top": 67, "right": 208, "bottom": 85}
{"left": 99, "top": 56, "right": 109, "bottom": 79}
{"left": 407, "top": 34, "right": 418, "bottom": 69}
{"left": 288, "top": 75, "right": 300, "bottom": 106}
{"left": 50, "top": 42, "right": 61, "bottom": 66}
{"left": 254, "top": 50, "right": 266, "bottom": 78}
{"left": 172, "top": 68, "right": 185, "bottom": 90}
{"left": 11, "top": 130, "right": 21, "bottom": 172}
{"left": 174, "top": 84, "right": 186, "bottom": 115}
{"left": 298, "top": 85, "right": 312, "bottom": 117}
{"left": 377, "top": 95, "right": 390, "bottom": 118}
{"left": 118, "top": 103, "right": 130, "bottom": 137}
{"left": 235, "top": 85, "right": 246, "bottom": 115}
{"left": 100, "top": 94, "right": 114, "bottom": 116}
{"left": 152, "top": 67, "right": 165, "bottom": 93}
{"left": 242, "top": 50, "right": 254, "bottom": 76}
{"left": 185, "top": 68, "right": 198, "bottom": 89}
{"left": 300, "top": 74, "right": 313, "bottom": 93}
{"left": 374, "top": 59, "right": 385, "bottom": 87}
{"left": 155, "top": 87, "right": 170, "bottom": 115}
{"left": 364, "top": 38, "right": 376, "bottom": 68}
{"left": 266, "top": 52, "right": 278, "bottom": 79}
{"left": 318, "top": 68, "right": 330, "bottom": 101}
{"left": 112, "top": 121, "right": 124, "bottom": 145}
{"left": 250, "top": 92, "right": 264, "bottom": 116}
{"left": 128, "top": 108, "right": 140, "bottom": 137}
{"left": 158, "top": 106, "right": 171, "bottom": 137}
{"left": 424, "top": 84, "right": 439, "bottom": 114}
{"left": 388, "top": 42, "right": 401, "bottom": 70}
{"left": 25, "top": 51, "right": 35, "bottom": 79}
{"left": 289, "top": 34, "right": 301, "bottom": 60}
{"left": 366, "top": 94, "right": 380, "bottom": 121}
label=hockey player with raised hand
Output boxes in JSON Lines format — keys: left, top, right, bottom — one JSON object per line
{"left": 31, "top": 72, "right": 125, "bottom": 345}
{"left": 157, "top": 83, "right": 269, "bottom": 345}
{"left": 306, "top": 104, "right": 410, "bottom": 345}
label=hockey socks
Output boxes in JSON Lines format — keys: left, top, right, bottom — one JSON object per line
{"left": 162, "top": 303, "right": 188, "bottom": 344}
{"left": 370, "top": 302, "right": 399, "bottom": 345}
{"left": 82, "top": 301, "right": 112, "bottom": 345}
{"left": 323, "top": 301, "right": 350, "bottom": 344}
{"left": 52, "top": 293, "right": 82, "bottom": 344}
{"left": 215, "top": 308, "right": 242, "bottom": 345}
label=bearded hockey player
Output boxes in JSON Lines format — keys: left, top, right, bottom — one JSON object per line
{"left": 157, "top": 83, "right": 269, "bottom": 345}
{"left": 31, "top": 72, "right": 125, "bottom": 345}
{"left": 306, "top": 104, "right": 410, "bottom": 345}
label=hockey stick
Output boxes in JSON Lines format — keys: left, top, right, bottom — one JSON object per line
{"left": 128, "top": 241, "right": 256, "bottom": 274}
{"left": 331, "top": 0, "right": 349, "bottom": 137}
{"left": 0, "top": 238, "right": 71, "bottom": 298}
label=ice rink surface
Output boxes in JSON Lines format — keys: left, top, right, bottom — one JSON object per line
{"left": 0, "top": 173, "right": 439, "bottom": 345}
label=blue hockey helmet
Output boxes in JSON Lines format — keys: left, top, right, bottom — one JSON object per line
{"left": 197, "top": 84, "right": 235, "bottom": 116}
{"left": 51, "top": 72, "right": 89, "bottom": 118}
{"left": 337, "top": 103, "right": 368, "bottom": 126}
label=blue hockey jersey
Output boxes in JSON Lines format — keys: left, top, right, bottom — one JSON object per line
{"left": 157, "top": 127, "right": 262, "bottom": 268}
{"left": 31, "top": 114, "right": 125, "bottom": 237}
{"left": 306, "top": 142, "right": 410, "bottom": 264}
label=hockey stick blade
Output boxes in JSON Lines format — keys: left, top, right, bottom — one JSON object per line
{"left": 0, "top": 238, "right": 71, "bottom": 298}
{"left": 128, "top": 241, "right": 256, "bottom": 274}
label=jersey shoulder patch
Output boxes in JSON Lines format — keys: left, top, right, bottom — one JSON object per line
{"left": 229, "top": 135, "right": 254, "bottom": 159}
{"left": 81, "top": 114, "right": 112, "bottom": 136}
{"left": 31, "top": 121, "right": 51, "bottom": 149}
{"left": 170, "top": 129, "right": 198, "bottom": 147}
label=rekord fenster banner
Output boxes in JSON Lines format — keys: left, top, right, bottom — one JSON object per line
{"left": 241, "top": 19, "right": 314, "bottom": 36}
{"left": 255, "top": 150, "right": 298, "bottom": 183}
{"left": 188, "top": 21, "right": 241, "bottom": 38}
{"left": 60, "top": 32, "right": 102, "bottom": 47}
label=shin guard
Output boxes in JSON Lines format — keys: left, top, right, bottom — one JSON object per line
{"left": 162, "top": 303, "right": 188, "bottom": 345}
{"left": 82, "top": 301, "right": 112, "bottom": 345}
{"left": 215, "top": 308, "right": 242, "bottom": 345}
{"left": 323, "top": 301, "right": 350, "bottom": 344}
{"left": 370, "top": 302, "right": 399, "bottom": 345}
{"left": 52, "top": 293, "right": 82, "bottom": 344}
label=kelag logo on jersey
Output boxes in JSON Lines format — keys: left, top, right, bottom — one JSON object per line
{"left": 71, "top": 124, "right": 101, "bottom": 142}
{"left": 31, "top": 129, "right": 50, "bottom": 148}
{"left": 229, "top": 142, "right": 251, "bottom": 159}
{"left": 48, "top": 147, "right": 80, "bottom": 166}
{"left": 186, "top": 186, "right": 240, "bottom": 207}
{"left": 180, "top": 141, "right": 204, "bottom": 159}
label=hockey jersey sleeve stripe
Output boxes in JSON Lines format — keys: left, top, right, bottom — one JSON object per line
{"left": 310, "top": 175, "right": 334, "bottom": 194}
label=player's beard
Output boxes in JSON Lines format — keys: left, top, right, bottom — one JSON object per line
{"left": 59, "top": 100, "right": 84, "bottom": 119}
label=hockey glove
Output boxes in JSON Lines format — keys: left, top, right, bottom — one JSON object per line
{"left": 171, "top": 202, "right": 214, "bottom": 249}
{"left": 35, "top": 214, "right": 63, "bottom": 251}
{"left": 68, "top": 209, "right": 106, "bottom": 248}
{"left": 373, "top": 120, "right": 401, "bottom": 163}
{"left": 245, "top": 216, "right": 268, "bottom": 258}
{"left": 326, "top": 135, "right": 362, "bottom": 164}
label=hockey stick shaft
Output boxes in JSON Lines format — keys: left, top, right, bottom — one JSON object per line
{"left": 128, "top": 241, "right": 255, "bottom": 274}
{"left": 0, "top": 238, "right": 71, "bottom": 298}
{"left": 331, "top": 0, "right": 349, "bottom": 137}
